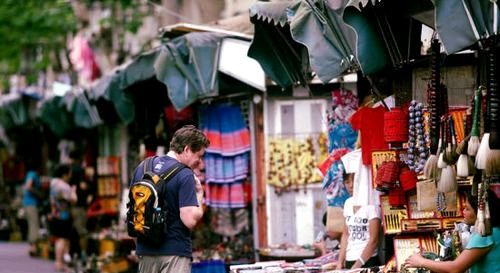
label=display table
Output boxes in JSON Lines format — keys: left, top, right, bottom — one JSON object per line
{"left": 258, "top": 247, "right": 318, "bottom": 262}
{"left": 230, "top": 259, "right": 384, "bottom": 273}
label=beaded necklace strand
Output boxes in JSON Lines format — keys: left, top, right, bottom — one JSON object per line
{"left": 406, "top": 100, "right": 428, "bottom": 173}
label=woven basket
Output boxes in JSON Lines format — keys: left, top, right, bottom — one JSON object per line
{"left": 376, "top": 161, "right": 400, "bottom": 191}
{"left": 384, "top": 108, "right": 408, "bottom": 143}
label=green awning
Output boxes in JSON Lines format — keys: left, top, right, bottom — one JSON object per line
{"left": 89, "top": 49, "right": 160, "bottom": 124}
{"left": 288, "top": 0, "right": 358, "bottom": 83}
{"left": 64, "top": 91, "right": 103, "bottom": 128}
{"left": 248, "top": 0, "right": 312, "bottom": 88}
{"left": 38, "top": 95, "right": 75, "bottom": 137}
{"left": 0, "top": 93, "right": 31, "bottom": 131}
{"left": 37, "top": 90, "right": 103, "bottom": 136}
{"left": 249, "top": 1, "right": 292, "bottom": 26}
{"left": 248, "top": 0, "right": 392, "bottom": 86}
{"left": 249, "top": 0, "right": 431, "bottom": 85}
{"left": 343, "top": 0, "right": 426, "bottom": 70}
{"left": 347, "top": 0, "right": 494, "bottom": 55}
{"left": 433, "top": 0, "right": 498, "bottom": 54}
{"left": 90, "top": 73, "right": 135, "bottom": 124}
{"left": 347, "top": 0, "right": 382, "bottom": 9}
{"left": 154, "top": 32, "right": 225, "bottom": 111}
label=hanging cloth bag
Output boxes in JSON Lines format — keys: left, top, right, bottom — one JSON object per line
{"left": 417, "top": 179, "right": 438, "bottom": 211}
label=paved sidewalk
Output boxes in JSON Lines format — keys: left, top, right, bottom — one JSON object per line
{"left": 0, "top": 242, "right": 56, "bottom": 273}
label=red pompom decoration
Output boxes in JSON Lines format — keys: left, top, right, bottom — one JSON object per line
{"left": 399, "top": 166, "right": 418, "bottom": 192}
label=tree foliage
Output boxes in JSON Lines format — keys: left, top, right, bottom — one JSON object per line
{"left": 0, "top": 0, "right": 147, "bottom": 85}
{"left": 0, "top": 0, "right": 77, "bottom": 77}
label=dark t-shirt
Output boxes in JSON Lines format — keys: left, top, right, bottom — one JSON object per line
{"left": 69, "top": 164, "right": 91, "bottom": 207}
{"left": 130, "top": 155, "right": 199, "bottom": 257}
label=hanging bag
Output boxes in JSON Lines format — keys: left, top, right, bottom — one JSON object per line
{"left": 417, "top": 179, "right": 438, "bottom": 211}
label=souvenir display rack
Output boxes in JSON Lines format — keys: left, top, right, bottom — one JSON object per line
{"left": 88, "top": 156, "right": 121, "bottom": 217}
{"left": 380, "top": 186, "right": 466, "bottom": 234}
{"left": 392, "top": 235, "right": 439, "bottom": 271}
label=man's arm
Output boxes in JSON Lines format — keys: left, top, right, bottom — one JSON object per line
{"left": 179, "top": 175, "right": 204, "bottom": 230}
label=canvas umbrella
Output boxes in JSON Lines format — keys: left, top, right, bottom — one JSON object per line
{"left": 155, "top": 32, "right": 225, "bottom": 111}
{"left": 288, "top": 0, "right": 357, "bottom": 83}
{"left": 248, "top": 0, "right": 312, "bottom": 88}
{"left": 88, "top": 48, "right": 161, "bottom": 124}
{"left": 433, "top": 0, "right": 499, "bottom": 54}
{"left": 37, "top": 95, "right": 76, "bottom": 137}
{"left": 344, "top": 0, "right": 426, "bottom": 69}
{"left": 89, "top": 73, "right": 135, "bottom": 124}
{"left": 288, "top": 0, "right": 391, "bottom": 83}
{"left": 0, "top": 94, "right": 27, "bottom": 131}
{"left": 63, "top": 90, "right": 103, "bottom": 128}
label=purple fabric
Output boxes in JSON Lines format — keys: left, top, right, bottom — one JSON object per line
{"left": 204, "top": 152, "right": 249, "bottom": 183}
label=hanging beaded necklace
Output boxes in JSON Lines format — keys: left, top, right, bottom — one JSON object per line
{"left": 406, "top": 100, "right": 428, "bottom": 173}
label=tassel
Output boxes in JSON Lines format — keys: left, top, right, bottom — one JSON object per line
{"left": 457, "top": 135, "right": 472, "bottom": 177}
{"left": 438, "top": 165, "right": 457, "bottom": 193}
{"left": 446, "top": 117, "right": 459, "bottom": 164}
{"left": 437, "top": 151, "right": 447, "bottom": 168}
{"left": 484, "top": 193, "right": 492, "bottom": 236}
{"left": 476, "top": 133, "right": 491, "bottom": 170}
{"left": 423, "top": 154, "right": 438, "bottom": 179}
{"left": 457, "top": 154, "right": 469, "bottom": 177}
{"left": 468, "top": 156, "right": 476, "bottom": 176}
{"left": 485, "top": 40, "right": 500, "bottom": 179}
{"left": 425, "top": 136, "right": 443, "bottom": 178}
{"left": 437, "top": 121, "right": 446, "bottom": 169}
{"left": 455, "top": 135, "right": 470, "bottom": 155}
{"left": 476, "top": 206, "right": 485, "bottom": 236}
{"left": 468, "top": 136, "right": 481, "bottom": 156}
{"left": 445, "top": 143, "right": 459, "bottom": 165}
{"left": 486, "top": 150, "right": 500, "bottom": 176}
{"left": 468, "top": 87, "right": 482, "bottom": 156}
{"left": 475, "top": 183, "right": 486, "bottom": 236}
{"left": 443, "top": 115, "right": 460, "bottom": 165}
{"left": 483, "top": 178, "right": 491, "bottom": 236}
{"left": 472, "top": 170, "right": 481, "bottom": 196}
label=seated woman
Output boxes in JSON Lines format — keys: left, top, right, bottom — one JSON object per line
{"left": 314, "top": 170, "right": 353, "bottom": 256}
{"left": 313, "top": 212, "right": 340, "bottom": 256}
{"left": 405, "top": 188, "right": 499, "bottom": 273}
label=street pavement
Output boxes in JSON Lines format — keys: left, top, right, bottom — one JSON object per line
{"left": 0, "top": 242, "right": 56, "bottom": 273}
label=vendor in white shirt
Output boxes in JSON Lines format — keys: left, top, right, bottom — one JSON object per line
{"left": 337, "top": 154, "right": 382, "bottom": 270}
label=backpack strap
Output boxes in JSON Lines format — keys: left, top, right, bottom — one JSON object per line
{"left": 159, "top": 162, "right": 187, "bottom": 182}
{"left": 143, "top": 156, "right": 156, "bottom": 174}
{"left": 157, "top": 162, "right": 187, "bottom": 210}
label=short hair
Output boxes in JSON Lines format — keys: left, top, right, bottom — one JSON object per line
{"left": 487, "top": 188, "right": 499, "bottom": 227}
{"left": 53, "top": 164, "right": 71, "bottom": 178}
{"left": 169, "top": 125, "right": 210, "bottom": 154}
{"left": 466, "top": 188, "right": 499, "bottom": 228}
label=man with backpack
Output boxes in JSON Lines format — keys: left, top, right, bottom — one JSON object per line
{"left": 128, "top": 125, "right": 209, "bottom": 273}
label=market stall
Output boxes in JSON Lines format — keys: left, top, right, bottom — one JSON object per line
{"left": 241, "top": 0, "right": 500, "bottom": 272}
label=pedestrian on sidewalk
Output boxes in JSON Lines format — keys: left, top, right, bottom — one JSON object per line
{"left": 22, "top": 159, "right": 43, "bottom": 257}
{"left": 130, "top": 125, "right": 209, "bottom": 273}
{"left": 49, "top": 164, "right": 76, "bottom": 272}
